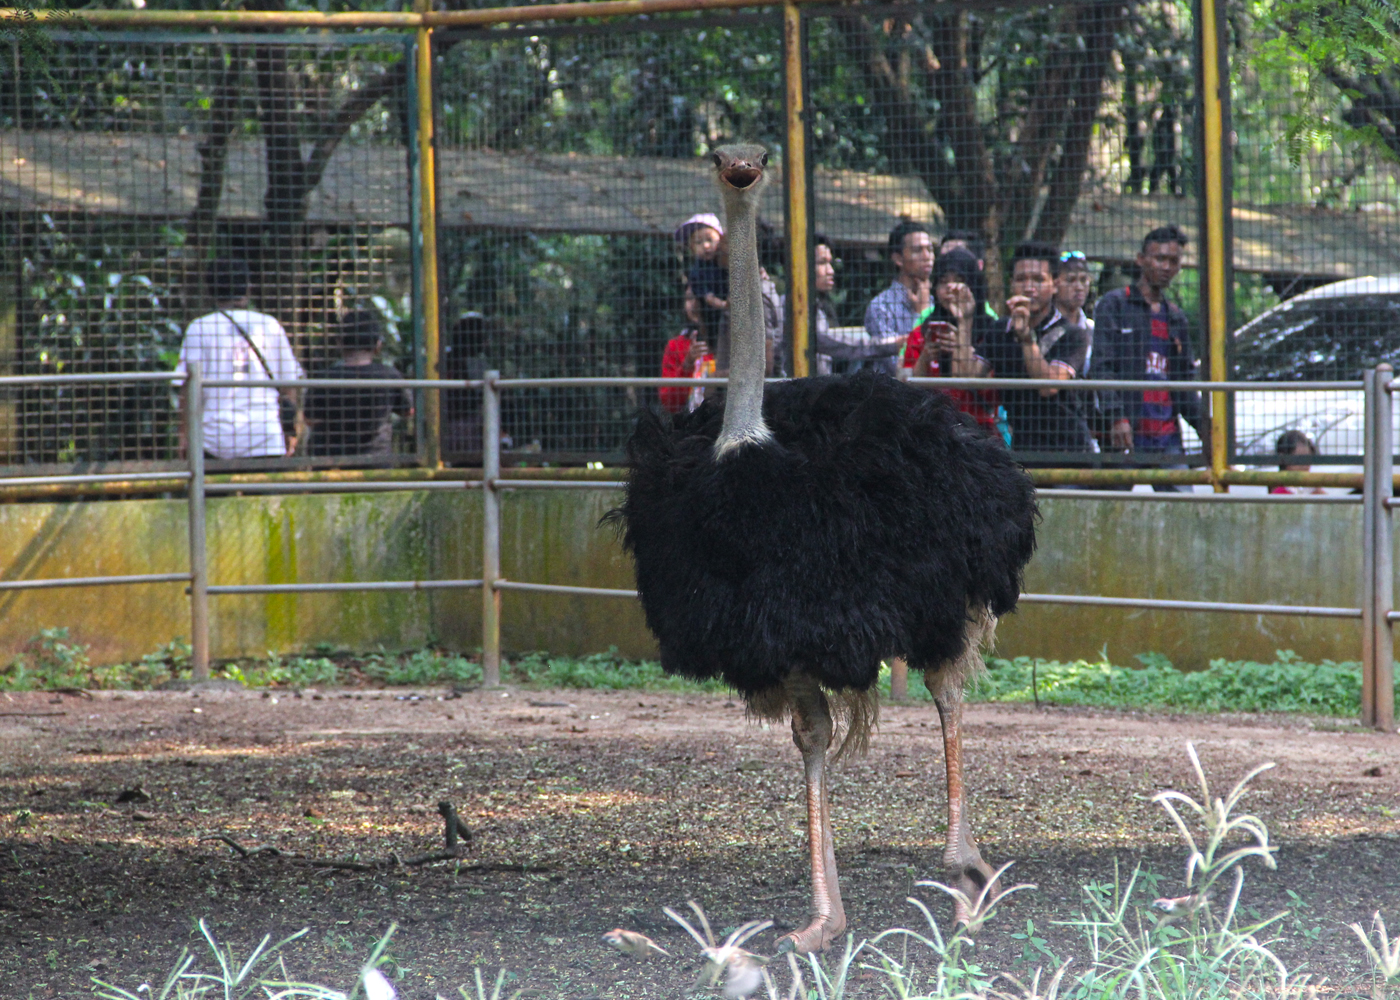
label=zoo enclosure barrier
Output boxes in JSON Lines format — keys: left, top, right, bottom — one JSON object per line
{"left": 0, "top": 368, "right": 1393, "bottom": 730}
{"left": 4, "top": 0, "right": 1398, "bottom": 476}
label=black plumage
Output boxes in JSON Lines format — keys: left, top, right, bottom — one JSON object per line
{"left": 613, "top": 369, "right": 1038, "bottom": 697}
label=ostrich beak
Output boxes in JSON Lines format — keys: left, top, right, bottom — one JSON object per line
{"left": 721, "top": 164, "right": 763, "bottom": 189}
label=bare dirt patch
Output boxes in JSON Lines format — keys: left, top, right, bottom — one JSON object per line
{"left": 1, "top": 687, "right": 1397, "bottom": 998}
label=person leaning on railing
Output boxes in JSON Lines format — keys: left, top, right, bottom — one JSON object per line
{"left": 858, "top": 221, "right": 937, "bottom": 376}
{"left": 176, "top": 258, "right": 303, "bottom": 460}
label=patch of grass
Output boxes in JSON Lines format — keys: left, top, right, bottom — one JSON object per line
{"left": 504, "top": 649, "right": 730, "bottom": 694}
{"left": 1, "top": 630, "right": 1393, "bottom": 716}
{"left": 359, "top": 648, "right": 481, "bottom": 687}
{"left": 973, "top": 649, "right": 1389, "bottom": 716}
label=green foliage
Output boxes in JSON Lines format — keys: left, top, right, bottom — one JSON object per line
{"left": 1256, "top": 0, "right": 1400, "bottom": 165}
{"left": 975, "top": 649, "right": 1379, "bottom": 716}
{"left": 1, "top": 631, "right": 1389, "bottom": 716}
{"left": 358, "top": 649, "right": 479, "bottom": 687}
{"left": 504, "top": 648, "right": 729, "bottom": 694}
{"left": 0, "top": 627, "right": 92, "bottom": 690}
{"left": 222, "top": 655, "right": 343, "bottom": 690}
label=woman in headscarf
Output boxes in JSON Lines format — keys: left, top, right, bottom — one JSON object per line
{"left": 899, "top": 246, "right": 1006, "bottom": 440}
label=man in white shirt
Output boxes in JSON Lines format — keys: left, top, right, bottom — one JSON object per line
{"left": 176, "top": 259, "right": 303, "bottom": 459}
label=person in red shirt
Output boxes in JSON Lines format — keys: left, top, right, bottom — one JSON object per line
{"left": 659, "top": 284, "right": 714, "bottom": 414}
{"left": 901, "top": 247, "right": 1004, "bottom": 439}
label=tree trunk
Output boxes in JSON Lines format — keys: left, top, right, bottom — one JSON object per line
{"left": 1030, "top": 2, "right": 1126, "bottom": 248}
{"left": 189, "top": 46, "right": 243, "bottom": 305}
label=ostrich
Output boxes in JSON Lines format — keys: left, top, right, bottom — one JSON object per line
{"left": 612, "top": 144, "right": 1038, "bottom": 954}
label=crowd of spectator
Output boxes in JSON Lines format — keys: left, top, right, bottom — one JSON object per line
{"left": 185, "top": 217, "right": 1292, "bottom": 474}
{"left": 657, "top": 214, "right": 1215, "bottom": 470}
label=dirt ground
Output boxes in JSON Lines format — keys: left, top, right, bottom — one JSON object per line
{"left": 0, "top": 685, "right": 1397, "bottom": 999}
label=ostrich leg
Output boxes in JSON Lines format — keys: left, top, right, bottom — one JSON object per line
{"left": 932, "top": 680, "right": 997, "bottom": 923}
{"left": 778, "top": 674, "right": 846, "bottom": 954}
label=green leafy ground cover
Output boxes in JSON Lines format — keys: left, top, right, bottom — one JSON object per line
{"left": 1, "top": 628, "right": 1393, "bottom": 717}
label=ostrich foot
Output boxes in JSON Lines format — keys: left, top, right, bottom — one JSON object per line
{"left": 776, "top": 912, "right": 846, "bottom": 955}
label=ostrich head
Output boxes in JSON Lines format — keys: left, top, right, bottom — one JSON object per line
{"left": 710, "top": 143, "right": 770, "bottom": 198}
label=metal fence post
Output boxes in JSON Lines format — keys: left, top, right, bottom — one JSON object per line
{"left": 1362, "top": 365, "right": 1395, "bottom": 730}
{"left": 481, "top": 370, "right": 502, "bottom": 687}
{"left": 782, "top": 0, "right": 811, "bottom": 378}
{"left": 186, "top": 362, "right": 210, "bottom": 681}
{"left": 1369, "top": 364, "right": 1395, "bottom": 730}
{"left": 415, "top": 1, "right": 443, "bottom": 468}
{"left": 1195, "top": 0, "right": 1232, "bottom": 492}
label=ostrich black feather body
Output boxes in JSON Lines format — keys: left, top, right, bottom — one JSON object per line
{"left": 611, "top": 371, "right": 1038, "bottom": 696}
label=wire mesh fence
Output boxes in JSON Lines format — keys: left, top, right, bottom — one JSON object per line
{"left": 432, "top": 14, "right": 787, "bottom": 462}
{"left": 2, "top": 31, "right": 417, "bottom": 471}
{"left": 1, "top": 2, "right": 1398, "bottom": 479}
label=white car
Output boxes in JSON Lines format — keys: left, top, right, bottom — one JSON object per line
{"left": 1229, "top": 273, "right": 1400, "bottom": 460}
{"left": 1167, "top": 275, "right": 1400, "bottom": 492}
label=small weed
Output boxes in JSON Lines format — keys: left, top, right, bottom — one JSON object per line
{"left": 222, "top": 654, "right": 342, "bottom": 689}
{"left": 505, "top": 648, "right": 729, "bottom": 693}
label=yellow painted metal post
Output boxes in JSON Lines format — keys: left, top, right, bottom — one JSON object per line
{"left": 415, "top": 4, "right": 443, "bottom": 467}
{"left": 1199, "top": 0, "right": 1229, "bottom": 491}
{"left": 783, "top": 0, "right": 810, "bottom": 378}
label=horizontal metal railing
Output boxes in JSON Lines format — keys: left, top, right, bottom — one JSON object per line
{"left": 472, "top": 370, "right": 1394, "bottom": 729}
{"left": 0, "top": 367, "right": 1389, "bottom": 729}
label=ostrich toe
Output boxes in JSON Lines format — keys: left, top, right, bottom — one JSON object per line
{"left": 948, "top": 855, "right": 1000, "bottom": 924}
{"left": 776, "top": 913, "right": 847, "bottom": 955}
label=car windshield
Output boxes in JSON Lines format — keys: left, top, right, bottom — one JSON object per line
{"left": 1233, "top": 292, "right": 1400, "bottom": 380}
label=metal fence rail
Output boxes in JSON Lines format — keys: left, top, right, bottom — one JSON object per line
{"left": 470, "top": 370, "right": 1395, "bottom": 729}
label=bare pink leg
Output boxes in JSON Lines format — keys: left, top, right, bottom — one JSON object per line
{"left": 777, "top": 675, "right": 847, "bottom": 954}
{"left": 933, "top": 683, "right": 996, "bottom": 923}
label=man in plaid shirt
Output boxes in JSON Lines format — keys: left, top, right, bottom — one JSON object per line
{"left": 859, "top": 221, "right": 935, "bottom": 376}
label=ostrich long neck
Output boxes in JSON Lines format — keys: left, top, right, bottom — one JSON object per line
{"left": 715, "top": 185, "right": 773, "bottom": 457}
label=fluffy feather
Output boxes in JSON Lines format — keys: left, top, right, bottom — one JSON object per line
{"left": 608, "top": 370, "right": 1038, "bottom": 697}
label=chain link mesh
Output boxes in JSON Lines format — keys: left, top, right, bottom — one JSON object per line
{"left": 1, "top": 6, "right": 1397, "bottom": 478}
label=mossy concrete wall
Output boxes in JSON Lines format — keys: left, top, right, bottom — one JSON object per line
{"left": 0, "top": 490, "right": 1366, "bottom": 668}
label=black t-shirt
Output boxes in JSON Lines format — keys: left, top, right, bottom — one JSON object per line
{"left": 304, "top": 361, "right": 412, "bottom": 457}
{"left": 978, "top": 312, "right": 1093, "bottom": 452}
{"left": 688, "top": 258, "right": 728, "bottom": 339}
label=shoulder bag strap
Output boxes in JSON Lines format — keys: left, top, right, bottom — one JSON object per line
{"left": 219, "top": 310, "right": 276, "bottom": 381}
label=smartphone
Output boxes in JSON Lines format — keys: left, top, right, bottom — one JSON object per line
{"left": 922, "top": 320, "right": 956, "bottom": 347}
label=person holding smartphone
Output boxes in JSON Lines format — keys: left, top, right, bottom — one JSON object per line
{"left": 900, "top": 247, "right": 1004, "bottom": 439}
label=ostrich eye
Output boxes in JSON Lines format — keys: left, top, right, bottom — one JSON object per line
{"left": 711, "top": 152, "right": 723, "bottom": 168}
{"left": 761, "top": 152, "right": 769, "bottom": 166}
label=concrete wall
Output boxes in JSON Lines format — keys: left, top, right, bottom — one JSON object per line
{"left": 0, "top": 489, "right": 1366, "bottom": 668}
